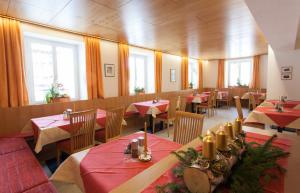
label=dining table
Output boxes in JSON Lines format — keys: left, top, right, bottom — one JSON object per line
{"left": 50, "top": 132, "right": 182, "bottom": 193}
{"left": 109, "top": 126, "right": 300, "bottom": 193}
{"left": 260, "top": 100, "right": 300, "bottom": 110}
{"left": 241, "top": 92, "right": 266, "bottom": 100}
{"left": 24, "top": 109, "right": 108, "bottom": 153}
{"left": 126, "top": 100, "right": 169, "bottom": 118}
{"left": 245, "top": 106, "right": 300, "bottom": 135}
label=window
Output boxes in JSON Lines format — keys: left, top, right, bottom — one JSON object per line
{"left": 188, "top": 59, "right": 199, "bottom": 89}
{"left": 225, "top": 58, "right": 253, "bottom": 87}
{"left": 24, "top": 34, "right": 86, "bottom": 104}
{"left": 129, "top": 52, "right": 154, "bottom": 94}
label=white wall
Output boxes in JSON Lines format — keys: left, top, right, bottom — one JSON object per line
{"left": 203, "top": 60, "right": 218, "bottom": 88}
{"left": 101, "top": 40, "right": 119, "bottom": 98}
{"left": 267, "top": 46, "right": 300, "bottom": 100}
{"left": 161, "top": 54, "right": 182, "bottom": 92}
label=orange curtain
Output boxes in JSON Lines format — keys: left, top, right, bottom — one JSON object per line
{"left": 155, "top": 51, "right": 162, "bottom": 93}
{"left": 250, "top": 55, "right": 260, "bottom": 89}
{"left": 0, "top": 18, "right": 29, "bottom": 107}
{"left": 198, "top": 60, "right": 203, "bottom": 93}
{"left": 181, "top": 57, "right": 189, "bottom": 90}
{"left": 217, "top": 59, "right": 225, "bottom": 89}
{"left": 118, "top": 44, "right": 129, "bottom": 96}
{"left": 85, "top": 37, "right": 104, "bottom": 99}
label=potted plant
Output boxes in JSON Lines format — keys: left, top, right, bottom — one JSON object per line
{"left": 45, "top": 83, "right": 70, "bottom": 103}
{"left": 236, "top": 78, "right": 248, "bottom": 88}
{"left": 134, "top": 87, "right": 145, "bottom": 95}
{"left": 189, "top": 82, "right": 194, "bottom": 89}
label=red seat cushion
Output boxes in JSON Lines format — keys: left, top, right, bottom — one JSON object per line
{"left": 23, "top": 182, "right": 57, "bottom": 193}
{"left": 156, "top": 113, "right": 168, "bottom": 120}
{"left": 0, "top": 138, "right": 28, "bottom": 155}
{"left": 0, "top": 148, "right": 49, "bottom": 193}
{"left": 95, "top": 129, "right": 105, "bottom": 142}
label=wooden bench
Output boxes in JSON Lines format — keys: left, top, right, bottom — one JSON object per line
{"left": 0, "top": 138, "right": 57, "bottom": 193}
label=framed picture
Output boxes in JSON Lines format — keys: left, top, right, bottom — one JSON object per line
{"left": 281, "top": 66, "right": 293, "bottom": 73}
{"left": 104, "top": 64, "right": 115, "bottom": 77}
{"left": 281, "top": 73, "right": 292, "bottom": 80}
{"left": 170, "top": 69, "right": 176, "bottom": 82}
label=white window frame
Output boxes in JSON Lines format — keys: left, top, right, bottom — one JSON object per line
{"left": 129, "top": 53, "right": 151, "bottom": 94}
{"left": 24, "top": 35, "right": 81, "bottom": 104}
{"left": 225, "top": 58, "right": 253, "bottom": 87}
{"left": 188, "top": 59, "right": 199, "bottom": 89}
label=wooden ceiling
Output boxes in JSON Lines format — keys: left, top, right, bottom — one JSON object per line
{"left": 0, "top": 0, "right": 268, "bottom": 59}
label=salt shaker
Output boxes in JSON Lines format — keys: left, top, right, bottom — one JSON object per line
{"left": 137, "top": 137, "right": 144, "bottom": 155}
{"left": 131, "top": 139, "right": 139, "bottom": 158}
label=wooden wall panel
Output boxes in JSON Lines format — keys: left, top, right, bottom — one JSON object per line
{"left": 0, "top": 90, "right": 193, "bottom": 137}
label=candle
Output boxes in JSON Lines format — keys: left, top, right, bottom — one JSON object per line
{"left": 234, "top": 118, "right": 242, "bottom": 134}
{"left": 144, "top": 122, "right": 148, "bottom": 154}
{"left": 202, "top": 135, "right": 216, "bottom": 160}
{"left": 224, "top": 122, "right": 234, "bottom": 139}
{"left": 216, "top": 130, "right": 227, "bottom": 151}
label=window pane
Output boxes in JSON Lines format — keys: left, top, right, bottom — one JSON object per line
{"left": 31, "top": 42, "right": 54, "bottom": 102}
{"left": 56, "top": 46, "right": 76, "bottom": 98}
{"left": 240, "top": 61, "right": 251, "bottom": 86}
{"left": 135, "top": 57, "right": 145, "bottom": 88}
{"left": 229, "top": 62, "right": 239, "bottom": 86}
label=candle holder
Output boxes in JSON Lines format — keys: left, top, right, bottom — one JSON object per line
{"left": 138, "top": 151, "right": 152, "bottom": 162}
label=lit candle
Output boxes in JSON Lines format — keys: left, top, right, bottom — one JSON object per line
{"left": 224, "top": 122, "right": 234, "bottom": 139}
{"left": 202, "top": 135, "right": 216, "bottom": 160}
{"left": 234, "top": 118, "right": 242, "bottom": 134}
{"left": 216, "top": 130, "right": 227, "bottom": 151}
{"left": 144, "top": 122, "right": 148, "bottom": 154}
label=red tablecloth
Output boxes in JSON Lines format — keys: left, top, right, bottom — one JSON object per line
{"left": 142, "top": 132, "right": 291, "bottom": 193}
{"left": 32, "top": 109, "right": 106, "bottom": 135}
{"left": 254, "top": 106, "right": 300, "bottom": 128}
{"left": 80, "top": 132, "right": 182, "bottom": 193}
{"left": 126, "top": 100, "right": 169, "bottom": 117}
{"left": 267, "top": 100, "right": 300, "bottom": 109}
{"left": 186, "top": 94, "right": 209, "bottom": 104}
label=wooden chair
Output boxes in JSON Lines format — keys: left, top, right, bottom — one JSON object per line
{"left": 196, "top": 92, "right": 214, "bottom": 117}
{"left": 234, "top": 96, "right": 265, "bottom": 129}
{"left": 154, "top": 98, "right": 177, "bottom": 136}
{"left": 217, "top": 91, "right": 231, "bottom": 108}
{"left": 249, "top": 93, "right": 257, "bottom": 110}
{"left": 173, "top": 111, "right": 204, "bottom": 144}
{"left": 212, "top": 90, "right": 218, "bottom": 113}
{"left": 56, "top": 109, "right": 96, "bottom": 164}
{"left": 179, "top": 96, "right": 187, "bottom": 112}
{"left": 95, "top": 107, "right": 125, "bottom": 143}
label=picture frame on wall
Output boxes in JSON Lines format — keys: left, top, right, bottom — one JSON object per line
{"left": 281, "top": 66, "right": 293, "bottom": 73}
{"left": 104, "top": 64, "right": 115, "bottom": 77}
{"left": 281, "top": 73, "right": 292, "bottom": 80}
{"left": 170, "top": 69, "right": 176, "bottom": 82}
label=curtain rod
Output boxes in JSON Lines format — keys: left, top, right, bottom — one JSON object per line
{"left": 0, "top": 14, "right": 203, "bottom": 60}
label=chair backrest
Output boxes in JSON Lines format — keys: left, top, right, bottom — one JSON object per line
{"left": 179, "top": 96, "right": 187, "bottom": 112}
{"left": 249, "top": 94, "right": 257, "bottom": 109}
{"left": 168, "top": 98, "right": 178, "bottom": 119}
{"left": 69, "top": 109, "right": 96, "bottom": 153}
{"left": 173, "top": 111, "right": 204, "bottom": 144}
{"left": 207, "top": 92, "right": 214, "bottom": 107}
{"left": 105, "top": 107, "right": 125, "bottom": 142}
{"left": 234, "top": 96, "right": 244, "bottom": 120}
{"left": 213, "top": 90, "right": 218, "bottom": 107}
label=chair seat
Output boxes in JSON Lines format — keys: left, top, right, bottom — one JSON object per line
{"left": 56, "top": 139, "right": 71, "bottom": 152}
{"left": 197, "top": 103, "right": 209, "bottom": 107}
{"left": 95, "top": 129, "right": 105, "bottom": 142}
{"left": 156, "top": 112, "right": 168, "bottom": 120}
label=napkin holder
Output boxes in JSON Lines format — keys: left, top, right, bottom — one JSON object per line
{"left": 63, "top": 109, "right": 72, "bottom": 120}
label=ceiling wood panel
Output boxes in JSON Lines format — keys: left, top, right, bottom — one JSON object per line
{"left": 0, "top": 0, "right": 268, "bottom": 59}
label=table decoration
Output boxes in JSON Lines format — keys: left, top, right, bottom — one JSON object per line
{"left": 139, "top": 122, "right": 152, "bottom": 162}
{"left": 224, "top": 122, "right": 234, "bottom": 139}
{"left": 155, "top": 121, "right": 290, "bottom": 193}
